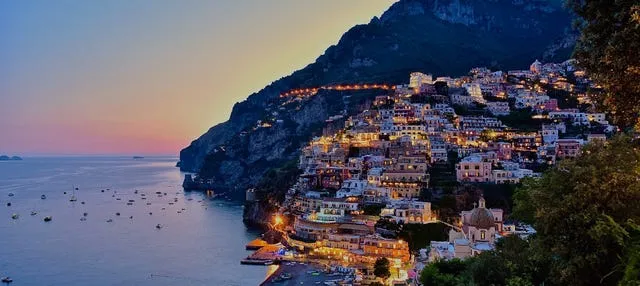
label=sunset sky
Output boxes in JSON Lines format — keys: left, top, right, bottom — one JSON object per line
{"left": 0, "top": 1, "right": 394, "bottom": 156}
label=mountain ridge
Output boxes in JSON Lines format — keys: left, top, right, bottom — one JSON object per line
{"left": 179, "top": 0, "right": 575, "bottom": 195}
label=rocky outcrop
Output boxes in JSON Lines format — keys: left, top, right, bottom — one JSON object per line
{"left": 180, "top": 0, "right": 575, "bottom": 198}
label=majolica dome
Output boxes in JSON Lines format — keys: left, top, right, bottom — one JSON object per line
{"left": 469, "top": 198, "right": 495, "bottom": 229}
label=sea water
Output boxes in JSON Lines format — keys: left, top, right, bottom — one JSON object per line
{"left": 0, "top": 157, "right": 273, "bottom": 285}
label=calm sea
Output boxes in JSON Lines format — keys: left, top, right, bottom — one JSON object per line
{"left": 0, "top": 157, "right": 275, "bottom": 286}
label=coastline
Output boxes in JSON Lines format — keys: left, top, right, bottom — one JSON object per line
{"left": 260, "top": 261, "right": 354, "bottom": 286}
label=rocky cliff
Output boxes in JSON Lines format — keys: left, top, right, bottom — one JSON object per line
{"left": 179, "top": 0, "right": 574, "bottom": 198}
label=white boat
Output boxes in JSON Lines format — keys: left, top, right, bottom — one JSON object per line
{"left": 1, "top": 276, "right": 13, "bottom": 283}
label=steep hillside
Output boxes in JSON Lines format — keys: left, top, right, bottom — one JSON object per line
{"left": 179, "top": 0, "right": 574, "bottom": 194}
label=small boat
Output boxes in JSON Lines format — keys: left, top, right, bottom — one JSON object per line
{"left": 41, "top": 194, "right": 46, "bottom": 199}
{"left": 129, "top": 216, "right": 133, "bottom": 219}
{"left": 1, "top": 276, "right": 13, "bottom": 283}
{"left": 81, "top": 201, "right": 85, "bottom": 204}
{"left": 11, "top": 214, "right": 18, "bottom": 219}
{"left": 6, "top": 203, "right": 10, "bottom": 207}
{"left": 80, "top": 217, "right": 87, "bottom": 221}
{"left": 8, "top": 193, "right": 14, "bottom": 197}
{"left": 280, "top": 273, "right": 293, "bottom": 280}
{"left": 101, "top": 189, "right": 105, "bottom": 192}
{"left": 146, "top": 202, "right": 151, "bottom": 205}
{"left": 156, "top": 224, "right": 162, "bottom": 229}
{"left": 43, "top": 216, "right": 52, "bottom": 222}
{"left": 106, "top": 219, "right": 113, "bottom": 223}
{"left": 149, "top": 212, "right": 153, "bottom": 215}
{"left": 126, "top": 202, "right": 133, "bottom": 206}
{"left": 116, "top": 212, "right": 120, "bottom": 216}
{"left": 128, "top": 199, "right": 135, "bottom": 203}
{"left": 30, "top": 211, "right": 37, "bottom": 216}
{"left": 141, "top": 197, "right": 146, "bottom": 200}
{"left": 83, "top": 212, "right": 88, "bottom": 217}
{"left": 134, "top": 190, "right": 138, "bottom": 194}
{"left": 69, "top": 186, "right": 78, "bottom": 202}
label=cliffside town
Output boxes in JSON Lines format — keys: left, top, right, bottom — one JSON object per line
{"left": 179, "top": 0, "right": 575, "bottom": 196}
{"left": 247, "top": 60, "right": 614, "bottom": 284}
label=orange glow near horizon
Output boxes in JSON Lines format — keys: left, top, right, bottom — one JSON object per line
{"left": 1, "top": 1, "right": 395, "bottom": 155}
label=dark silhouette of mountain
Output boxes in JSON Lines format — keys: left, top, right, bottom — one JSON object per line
{"left": 179, "top": 0, "right": 574, "bottom": 196}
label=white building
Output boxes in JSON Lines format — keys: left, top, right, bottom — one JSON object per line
{"left": 336, "top": 179, "right": 368, "bottom": 198}
{"left": 409, "top": 72, "right": 433, "bottom": 89}
{"left": 462, "top": 83, "right": 485, "bottom": 104}
{"left": 530, "top": 59, "right": 542, "bottom": 74}
{"left": 540, "top": 126, "right": 559, "bottom": 144}
{"left": 381, "top": 200, "right": 433, "bottom": 224}
{"left": 485, "top": 101, "right": 510, "bottom": 116}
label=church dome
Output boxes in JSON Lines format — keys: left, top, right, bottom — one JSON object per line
{"left": 468, "top": 198, "right": 494, "bottom": 229}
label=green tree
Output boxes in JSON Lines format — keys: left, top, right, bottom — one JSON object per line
{"left": 419, "top": 259, "right": 469, "bottom": 286}
{"left": 568, "top": 0, "right": 640, "bottom": 129}
{"left": 373, "top": 257, "right": 391, "bottom": 280}
{"left": 513, "top": 135, "right": 640, "bottom": 285}
{"left": 467, "top": 252, "right": 508, "bottom": 286}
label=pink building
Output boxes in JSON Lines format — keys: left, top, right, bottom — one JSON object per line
{"left": 541, "top": 98, "right": 558, "bottom": 111}
{"left": 456, "top": 154, "right": 493, "bottom": 183}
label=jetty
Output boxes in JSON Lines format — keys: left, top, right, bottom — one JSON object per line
{"left": 246, "top": 238, "right": 269, "bottom": 250}
{"left": 241, "top": 243, "right": 285, "bottom": 266}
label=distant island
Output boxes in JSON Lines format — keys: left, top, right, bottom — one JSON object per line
{"left": 132, "top": 156, "right": 144, "bottom": 159}
{"left": 0, "top": 155, "right": 23, "bottom": 161}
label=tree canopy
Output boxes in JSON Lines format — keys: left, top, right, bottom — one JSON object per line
{"left": 513, "top": 135, "right": 640, "bottom": 285}
{"left": 568, "top": 0, "right": 640, "bottom": 129}
{"left": 374, "top": 257, "right": 391, "bottom": 280}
